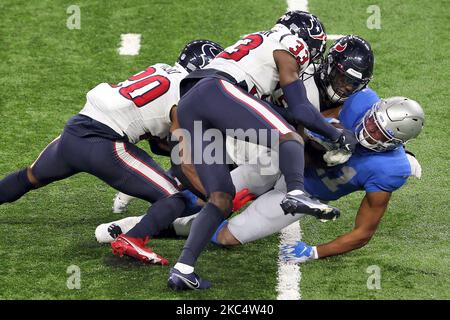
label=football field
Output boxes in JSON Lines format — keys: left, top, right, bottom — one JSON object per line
{"left": 0, "top": 0, "right": 449, "bottom": 300}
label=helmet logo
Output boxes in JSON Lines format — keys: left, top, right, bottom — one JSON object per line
{"left": 334, "top": 42, "right": 347, "bottom": 52}
{"left": 308, "top": 17, "right": 326, "bottom": 41}
{"left": 198, "top": 44, "right": 221, "bottom": 68}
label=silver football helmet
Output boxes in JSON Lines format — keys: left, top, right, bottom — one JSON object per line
{"left": 356, "top": 97, "right": 425, "bottom": 152}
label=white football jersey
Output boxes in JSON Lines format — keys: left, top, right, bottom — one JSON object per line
{"left": 80, "top": 63, "right": 188, "bottom": 144}
{"left": 206, "top": 26, "right": 310, "bottom": 98}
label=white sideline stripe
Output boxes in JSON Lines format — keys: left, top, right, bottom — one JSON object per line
{"left": 220, "top": 80, "right": 292, "bottom": 134}
{"left": 276, "top": 0, "right": 311, "bottom": 301}
{"left": 277, "top": 222, "right": 302, "bottom": 300}
{"left": 114, "top": 142, "right": 178, "bottom": 195}
{"left": 118, "top": 34, "right": 141, "bottom": 56}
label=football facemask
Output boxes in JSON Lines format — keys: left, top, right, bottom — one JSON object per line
{"left": 356, "top": 102, "right": 404, "bottom": 152}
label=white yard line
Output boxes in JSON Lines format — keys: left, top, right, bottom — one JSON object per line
{"left": 275, "top": 0, "right": 312, "bottom": 301}
{"left": 327, "top": 34, "right": 346, "bottom": 40}
{"left": 277, "top": 222, "right": 302, "bottom": 300}
{"left": 287, "top": 0, "right": 309, "bottom": 12}
{"left": 118, "top": 34, "right": 141, "bottom": 56}
{"left": 276, "top": 0, "right": 346, "bottom": 301}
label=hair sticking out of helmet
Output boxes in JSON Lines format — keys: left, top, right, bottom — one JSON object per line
{"left": 318, "top": 35, "right": 374, "bottom": 103}
{"left": 176, "top": 40, "right": 224, "bottom": 73}
{"left": 356, "top": 97, "right": 425, "bottom": 152}
{"left": 275, "top": 10, "right": 327, "bottom": 65}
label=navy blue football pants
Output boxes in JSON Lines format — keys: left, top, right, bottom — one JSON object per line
{"left": 0, "top": 116, "right": 178, "bottom": 205}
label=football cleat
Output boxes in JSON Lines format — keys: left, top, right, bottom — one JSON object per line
{"left": 112, "top": 192, "right": 136, "bottom": 214}
{"left": 167, "top": 268, "right": 211, "bottom": 291}
{"left": 95, "top": 216, "right": 142, "bottom": 243}
{"left": 111, "top": 234, "right": 169, "bottom": 265}
{"left": 280, "top": 190, "right": 340, "bottom": 220}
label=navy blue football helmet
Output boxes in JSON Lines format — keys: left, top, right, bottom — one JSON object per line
{"left": 176, "top": 40, "right": 223, "bottom": 73}
{"left": 319, "top": 35, "right": 374, "bottom": 102}
{"left": 275, "top": 10, "right": 327, "bottom": 64}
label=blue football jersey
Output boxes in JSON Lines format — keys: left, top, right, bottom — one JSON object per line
{"left": 304, "top": 89, "right": 412, "bottom": 201}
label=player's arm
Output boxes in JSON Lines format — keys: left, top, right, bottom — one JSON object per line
{"left": 281, "top": 191, "right": 391, "bottom": 262}
{"left": 169, "top": 107, "right": 207, "bottom": 196}
{"left": 274, "top": 50, "right": 341, "bottom": 142}
{"left": 316, "top": 191, "right": 391, "bottom": 258}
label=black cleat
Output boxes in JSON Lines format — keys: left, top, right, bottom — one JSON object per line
{"left": 280, "top": 191, "right": 340, "bottom": 220}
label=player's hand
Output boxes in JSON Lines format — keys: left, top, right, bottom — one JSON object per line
{"left": 335, "top": 128, "right": 358, "bottom": 153}
{"left": 323, "top": 149, "right": 352, "bottom": 166}
{"left": 232, "top": 188, "right": 256, "bottom": 212}
{"left": 280, "top": 241, "right": 318, "bottom": 263}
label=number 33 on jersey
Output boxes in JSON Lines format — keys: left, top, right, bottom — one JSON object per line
{"left": 207, "top": 29, "right": 310, "bottom": 98}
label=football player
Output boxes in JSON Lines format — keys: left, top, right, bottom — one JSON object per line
{"left": 214, "top": 90, "right": 425, "bottom": 263}
{"left": 0, "top": 40, "right": 223, "bottom": 266}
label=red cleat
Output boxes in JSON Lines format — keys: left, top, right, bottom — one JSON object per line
{"left": 111, "top": 234, "right": 169, "bottom": 265}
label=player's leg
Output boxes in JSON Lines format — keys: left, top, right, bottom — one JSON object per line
{"left": 112, "top": 192, "right": 137, "bottom": 214}
{"left": 78, "top": 139, "right": 192, "bottom": 264}
{"left": 95, "top": 215, "right": 144, "bottom": 243}
{"left": 0, "top": 135, "right": 77, "bottom": 205}
{"left": 222, "top": 188, "right": 303, "bottom": 245}
{"left": 85, "top": 140, "right": 179, "bottom": 203}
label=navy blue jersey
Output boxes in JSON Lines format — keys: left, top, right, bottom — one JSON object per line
{"left": 304, "top": 89, "right": 412, "bottom": 201}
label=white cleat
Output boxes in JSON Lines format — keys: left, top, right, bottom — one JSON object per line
{"left": 95, "top": 215, "right": 143, "bottom": 243}
{"left": 112, "top": 192, "right": 136, "bottom": 214}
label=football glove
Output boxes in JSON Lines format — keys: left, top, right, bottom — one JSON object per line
{"left": 335, "top": 128, "right": 358, "bottom": 153}
{"left": 280, "top": 241, "right": 318, "bottom": 263}
{"left": 323, "top": 149, "right": 352, "bottom": 166}
{"left": 406, "top": 153, "right": 422, "bottom": 179}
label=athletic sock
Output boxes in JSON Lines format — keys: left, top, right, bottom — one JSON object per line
{"left": 178, "top": 202, "right": 225, "bottom": 266}
{"left": 279, "top": 140, "right": 305, "bottom": 192}
{"left": 174, "top": 262, "right": 194, "bottom": 274}
{"left": 126, "top": 193, "right": 186, "bottom": 239}
{"left": 0, "top": 169, "right": 36, "bottom": 204}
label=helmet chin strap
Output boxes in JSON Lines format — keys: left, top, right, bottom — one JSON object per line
{"left": 326, "top": 84, "right": 347, "bottom": 103}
